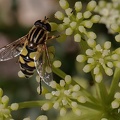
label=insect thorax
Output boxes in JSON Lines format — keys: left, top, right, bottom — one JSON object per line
{"left": 27, "top": 26, "right": 48, "bottom": 45}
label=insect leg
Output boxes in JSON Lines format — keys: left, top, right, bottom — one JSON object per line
{"left": 39, "top": 77, "right": 42, "bottom": 95}
{"left": 48, "top": 35, "right": 60, "bottom": 40}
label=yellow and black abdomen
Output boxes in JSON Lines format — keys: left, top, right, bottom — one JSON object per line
{"left": 19, "top": 45, "right": 37, "bottom": 78}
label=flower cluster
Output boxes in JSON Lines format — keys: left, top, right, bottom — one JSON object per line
{"left": 76, "top": 39, "right": 120, "bottom": 82}
{"left": 51, "top": 0, "right": 100, "bottom": 42}
{"left": 94, "top": 0, "right": 120, "bottom": 33}
{"left": 0, "top": 88, "right": 19, "bottom": 119}
{"left": 42, "top": 75, "right": 86, "bottom": 116}
{"left": 0, "top": 88, "right": 12, "bottom": 119}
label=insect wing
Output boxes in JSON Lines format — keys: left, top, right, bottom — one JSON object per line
{"left": 35, "top": 45, "right": 53, "bottom": 85}
{"left": 0, "top": 35, "right": 27, "bottom": 61}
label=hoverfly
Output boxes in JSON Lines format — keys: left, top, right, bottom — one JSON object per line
{"left": 0, "top": 17, "right": 58, "bottom": 94}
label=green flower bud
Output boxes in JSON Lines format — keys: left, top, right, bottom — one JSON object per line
{"left": 50, "top": 22, "right": 58, "bottom": 31}
{"left": 111, "top": 23, "right": 120, "bottom": 32}
{"left": 104, "top": 67, "right": 113, "bottom": 76}
{"left": 55, "top": 11, "right": 64, "bottom": 20}
{"left": 36, "top": 115, "right": 48, "bottom": 120}
{"left": 60, "top": 107, "right": 66, "bottom": 116}
{"left": 65, "top": 8, "right": 73, "bottom": 16}
{"left": 87, "top": 32, "right": 96, "bottom": 39}
{"left": 114, "top": 92, "right": 120, "bottom": 99}
{"left": 91, "top": 15, "right": 100, "bottom": 23}
{"left": 78, "top": 96, "right": 87, "bottom": 103}
{"left": 76, "top": 55, "right": 87, "bottom": 62}
{"left": 59, "top": 0, "right": 69, "bottom": 9}
{"left": 65, "top": 75, "right": 72, "bottom": 84}
{"left": 104, "top": 41, "right": 111, "bottom": 49}
{"left": 74, "top": 34, "right": 81, "bottom": 42}
{"left": 83, "top": 11, "right": 92, "bottom": 19}
{"left": 76, "top": 12, "right": 83, "bottom": 20}
{"left": 65, "top": 28, "right": 73, "bottom": 35}
{"left": 95, "top": 73, "right": 103, "bottom": 83}
{"left": 87, "top": 1, "right": 97, "bottom": 11}
{"left": 75, "top": 2, "right": 82, "bottom": 12}
{"left": 83, "top": 64, "right": 93, "bottom": 73}
{"left": 111, "top": 100, "right": 119, "bottom": 108}
{"left": 53, "top": 60, "right": 62, "bottom": 68}
{"left": 87, "top": 39, "right": 96, "bottom": 47}
{"left": 115, "top": 34, "right": 120, "bottom": 42}
{"left": 11, "top": 103, "right": 19, "bottom": 111}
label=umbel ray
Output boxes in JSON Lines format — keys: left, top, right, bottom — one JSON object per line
{"left": 0, "top": 17, "right": 59, "bottom": 94}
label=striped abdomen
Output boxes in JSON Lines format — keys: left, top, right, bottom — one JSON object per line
{"left": 19, "top": 45, "right": 37, "bottom": 78}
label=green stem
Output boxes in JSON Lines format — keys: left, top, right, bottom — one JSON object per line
{"left": 108, "top": 68, "right": 120, "bottom": 102}
{"left": 95, "top": 81, "right": 108, "bottom": 104}
{"left": 52, "top": 67, "right": 66, "bottom": 79}
{"left": 73, "top": 99, "right": 102, "bottom": 111}
{"left": 81, "top": 89, "right": 100, "bottom": 104}
{"left": 18, "top": 100, "right": 47, "bottom": 109}
{"left": 81, "top": 101, "right": 102, "bottom": 111}
{"left": 79, "top": 39, "right": 89, "bottom": 54}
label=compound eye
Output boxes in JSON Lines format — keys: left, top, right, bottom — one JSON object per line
{"left": 44, "top": 23, "right": 51, "bottom": 32}
{"left": 34, "top": 20, "right": 43, "bottom": 27}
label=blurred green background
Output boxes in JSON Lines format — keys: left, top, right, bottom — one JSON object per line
{"left": 0, "top": 0, "right": 117, "bottom": 119}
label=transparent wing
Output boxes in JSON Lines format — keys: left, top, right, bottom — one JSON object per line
{"left": 35, "top": 44, "right": 54, "bottom": 85}
{"left": 0, "top": 35, "right": 27, "bottom": 61}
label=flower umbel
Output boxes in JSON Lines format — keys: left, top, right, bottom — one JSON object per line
{"left": 94, "top": 0, "right": 120, "bottom": 33}
{"left": 42, "top": 75, "right": 83, "bottom": 116}
{"left": 52, "top": 0, "right": 100, "bottom": 42}
{"left": 76, "top": 40, "right": 120, "bottom": 82}
{"left": 0, "top": 88, "right": 12, "bottom": 119}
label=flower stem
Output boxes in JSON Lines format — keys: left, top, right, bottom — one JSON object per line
{"left": 75, "top": 100, "right": 102, "bottom": 111}
{"left": 95, "top": 81, "right": 108, "bottom": 104}
{"left": 18, "top": 100, "right": 47, "bottom": 109}
{"left": 52, "top": 67, "right": 66, "bottom": 79}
